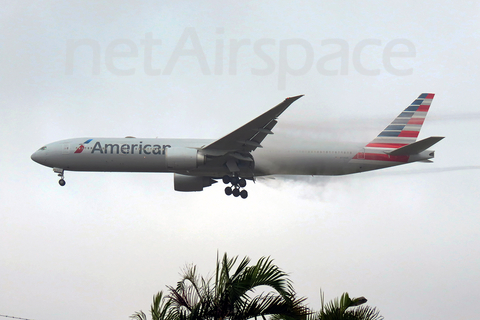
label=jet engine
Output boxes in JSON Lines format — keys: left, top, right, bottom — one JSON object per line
{"left": 174, "top": 173, "right": 217, "bottom": 191}
{"left": 165, "top": 147, "right": 205, "bottom": 170}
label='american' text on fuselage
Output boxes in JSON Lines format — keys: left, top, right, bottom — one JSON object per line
{"left": 89, "top": 141, "right": 171, "bottom": 155}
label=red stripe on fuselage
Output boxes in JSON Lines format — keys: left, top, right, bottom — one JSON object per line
{"left": 366, "top": 143, "right": 408, "bottom": 148}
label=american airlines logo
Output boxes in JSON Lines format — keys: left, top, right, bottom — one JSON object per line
{"left": 80, "top": 141, "right": 171, "bottom": 155}
{"left": 74, "top": 139, "right": 93, "bottom": 154}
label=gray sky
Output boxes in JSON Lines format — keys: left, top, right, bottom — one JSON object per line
{"left": 1, "top": 1, "right": 479, "bottom": 319}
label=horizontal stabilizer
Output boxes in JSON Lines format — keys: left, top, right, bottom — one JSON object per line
{"left": 388, "top": 136, "right": 444, "bottom": 156}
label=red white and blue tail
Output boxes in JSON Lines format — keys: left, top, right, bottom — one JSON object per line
{"left": 368, "top": 93, "right": 435, "bottom": 148}
{"left": 351, "top": 93, "right": 439, "bottom": 164}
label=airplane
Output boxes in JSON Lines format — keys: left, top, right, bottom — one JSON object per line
{"left": 31, "top": 93, "right": 443, "bottom": 199}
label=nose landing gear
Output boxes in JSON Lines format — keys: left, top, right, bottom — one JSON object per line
{"left": 223, "top": 175, "right": 248, "bottom": 199}
{"left": 53, "top": 167, "right": 66, "bottom": 186}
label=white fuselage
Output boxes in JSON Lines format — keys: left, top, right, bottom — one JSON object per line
{"left": 31, "top": 137, "right": 415, "bottom": 178}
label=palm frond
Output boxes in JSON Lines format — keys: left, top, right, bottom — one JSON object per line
{"left": 130, "top": 310, "right": 147, "bottom": 320}
{"left": 237, "top": 292, "right": 310, "bottom": 320}
{"left": 234, "top": 256, "right": 295, "bottom": 302}
{"left": 150, "top": 291, "right": 177, "bottom": 320}
{"left": 169, "top": 264, "right": 215, "bottom": 314}
{"left": 347, "top": 305, "right": 384, "bottom": 320}
{"left": 314, "top": 290, "right": 383, "bottom": 320}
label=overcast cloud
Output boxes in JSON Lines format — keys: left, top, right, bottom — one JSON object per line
{"left": 1, "top": 1, "right": 479, "bottom": 320}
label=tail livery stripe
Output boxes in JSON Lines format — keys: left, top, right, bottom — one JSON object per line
{"left": 417, "top": 105, "right": 430, "bottom": 112}
{"left": 367, "top": 93, "right": 434, "bottom": 150}
{"left": 398, "top": 131, "right": 419, "bottom": 138}
{"left": 385, "top": 125, "right": 406, "bottom": 130}
{"left": 405, "top": 105, "right": 431, "bottom": 112}
{"left": 419, "top": 93, "right": 435, "bottom": 99}
{"left": 407, "top": 118, "right": 425, "bottom": 125}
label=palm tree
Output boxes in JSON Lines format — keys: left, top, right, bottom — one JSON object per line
{"left": 308, "top": 291, "right": 383, "bottom": 320}
{"left": 131, "top": 253, "right": 309, "bottom": 320}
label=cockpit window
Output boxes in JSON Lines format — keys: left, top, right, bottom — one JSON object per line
{"left": 39, "top": 146, "right": 47, "bottom": 151}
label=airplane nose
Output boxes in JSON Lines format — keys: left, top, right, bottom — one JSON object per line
{"left": 31, "top": 150, "right": 45, "bottom": 164}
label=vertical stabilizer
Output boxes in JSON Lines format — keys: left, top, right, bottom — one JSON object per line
{"left": 367, "top": 93, "right": 435, "bottom": 149}
{"left": 351, "top": 93, "right": 435, "bottom": 164}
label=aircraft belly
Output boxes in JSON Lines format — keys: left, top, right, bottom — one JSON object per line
{"left": 254, "top": 152, "right": 352, "bottom": 176}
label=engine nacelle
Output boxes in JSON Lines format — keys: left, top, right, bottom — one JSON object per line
{"left": 165, "top": 147, "right": 205, "bottom": 170}
{"left": 174, "top": 173, "right": 216, "bottom": 192}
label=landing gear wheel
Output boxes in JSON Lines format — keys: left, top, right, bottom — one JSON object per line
{"left": 238, "top": 178, "right": 247, "bottom": 188}
{"left": 59, "top": 179, "right": 66, "bottom": 186}
{"left": 240, "top": 190, "right": 248, "bottom": 199}
{"left": 222, "top": 175, "right": 231, "bottom": 184}
{"left": 232, "top": 188, "right": 240, "bottom": 197}
{"left": 223, "top": 174, "right": 249, "bottom": 198}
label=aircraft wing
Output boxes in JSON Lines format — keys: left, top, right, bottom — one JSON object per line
{"left": 201, "top": 95, "right": 303, "bottom": 155}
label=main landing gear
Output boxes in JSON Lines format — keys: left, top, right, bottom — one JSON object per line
{"left": 223, "top": 175, "right": 248, "bottom": 199}
{"left": 53, "top": 167, "right": 66, "bottom": 186}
